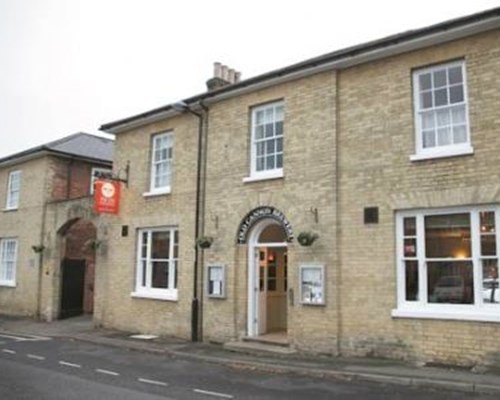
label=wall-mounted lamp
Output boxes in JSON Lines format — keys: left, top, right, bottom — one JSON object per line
{"left": 310, "top": 207, "right": 318, "bottom": 223}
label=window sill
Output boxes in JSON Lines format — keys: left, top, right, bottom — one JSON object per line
{"left": 392, "top": 306, "right": 500, "bottom": 323}
{"left": 130, "top": 291, "right": 177, "bottom": 302}
{"left": 2, "top": 207, "right": 18, "bottom": 212}
{"left": 142, "top": 187, "right": 171, "bottom": 198}
{"left": 410, "top": 145, "right": 474, "bottom": 162}
{"left": 0, "top": 282, "right": 16, "bottom": 288}
{"left": 242, "top": 170, "right": 284, "bottom": 183}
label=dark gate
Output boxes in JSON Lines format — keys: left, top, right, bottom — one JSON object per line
{"left": 60, "top": 258, "right": 86, "bottom": 319}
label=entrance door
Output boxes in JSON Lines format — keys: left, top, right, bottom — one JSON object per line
{"left": 60, "top": 258, "right": 86, "bottom": 319}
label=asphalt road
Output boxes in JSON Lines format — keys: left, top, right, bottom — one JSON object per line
{"left": 0, "top": 332, "right": 497, "bottom": 400}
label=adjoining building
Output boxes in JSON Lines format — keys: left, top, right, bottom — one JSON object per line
{"left": 99, "top": 8, "right": 500, "bottom": 367}
{"left": 0, "top": 133, "right": 113, "bottom": 320}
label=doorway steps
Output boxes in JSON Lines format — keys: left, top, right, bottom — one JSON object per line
{"left": 223, "top": 335, "right": 297, "bottom": 356}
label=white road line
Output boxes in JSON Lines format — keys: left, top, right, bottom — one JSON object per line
{"left": 0, "top": 333, "right": 51, "bottom": 342}
{"left": 2, "top": 349, "right": 16, "bottom": 354}
{"left": 193, "top": 389, "right": 234, "bottom": 399}
{"left": 96, "top": 368, "right": 120, "bottom": 376}
{"left": 27, "top": 354, "right": 46, "bottom": 361}
{"left": 58, "top": 361, "right": 82, "bottom": 368}
{"left": 137, "top": 378, "right": 168, "bottom": 387}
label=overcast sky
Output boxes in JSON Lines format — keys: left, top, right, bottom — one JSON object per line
{"left": 0, "top": 0, "right": 499, "bottom": 158}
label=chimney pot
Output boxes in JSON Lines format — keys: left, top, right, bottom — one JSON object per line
{"left": 234, "top": 71, "right": 241, "bottom": 83}
{"left": 228, "top": 68, "right": 235, "bottom": 83}
{"left": 213, "top": 62, "right": 222, "bottom": 79}
{"left": 221, "top": 65, "right": 229, "bottom": 82}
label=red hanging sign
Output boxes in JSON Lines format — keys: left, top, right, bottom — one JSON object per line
{"left": 94, "top": 180, "right": 121, "bottom": 214}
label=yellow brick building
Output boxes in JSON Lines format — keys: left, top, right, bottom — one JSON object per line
{"left": 100, "top": 8, "right": 500, "bottom": 366}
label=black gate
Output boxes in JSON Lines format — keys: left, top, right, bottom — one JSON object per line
{"left": 60, "top": 258, "right": 86, "bottom": 319}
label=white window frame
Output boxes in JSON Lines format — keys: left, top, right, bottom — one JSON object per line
{"left": 207, "top": 264, "right": 226, "bottom": 299}
{"left": 393, "top": 206, "right": 500, "bottom": 323}
{"left": 145, "top": 132, "right": 173, "bottom": 196}
{"left": 411, "top": 60, "right": 473, "bottom": 161}
{"left": 0, "top": 238, "right": 18, "bottom": 287}
{"left": 131, "top": 227, "right": 178, "bottom": 301}
{"left": 299, "top": 264, "right": 325, "bottom": 306}
{"left": 5, "top": 170, "right": 21, "bottom": 210}
{"left": 90, "top": 167, "right": 112, "bottom": 195}
{"left": 243, "top": 101, "right": 284, "bottom": 183}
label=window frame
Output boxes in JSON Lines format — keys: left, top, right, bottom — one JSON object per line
{"left": 393, "top": 206, "right": 500, "bottom": 322}
{"left": 5, "top": 170, "right": 21, "bottom": 210}
{"left": 146, "top": 131, "right": 173, "bottom": 196}
{"left": 244, "top": 101, "right": 284, "bottom": 182}
{"left": 131, "top": 227, "right": 179, "bottom": 301}
{"left": 0, "top": 238, "right": 18, "bottom": 287}
{"left": 411, "top": 60, "right": 473, "bottom": 161}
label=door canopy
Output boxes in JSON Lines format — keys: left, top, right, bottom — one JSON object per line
{"left": 237, "top": 206, "right": 293, "bottom": 244}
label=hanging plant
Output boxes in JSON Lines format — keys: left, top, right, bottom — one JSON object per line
{"left": 297, "top": 231, "right": 319, "bottom": 247}
{"left": 196, "top": 236, "right": 214, "bottom": 249}
{"left": 31, "top": 245, "right": 45, "bottom": 254}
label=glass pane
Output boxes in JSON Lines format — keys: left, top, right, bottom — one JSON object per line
{"left": 265, "top": 108, "right": 274, "bottom": 124}
{"left": 173, "top": 261, "right": 178, "bottom": 289}
{"left": 453, "top": 126, "right": 467, "bottom": 144}
{"left": 422, "top": 112, "right": 435, "bottom": 129}
{"left": 256, "top": 156, "right": 265, "bottom": 171}
{"left": 276, "top": 154, "right": 283, "bottom": 169}
{"left": 255, "top": 110, "right": 264, "bottom": 125}
{"left": 449, "top": 85, "right": 464, "bottom": 104}
{"left": 433, "top": 69, "right": 447, "bottom": 88}
{"left": 483, "top": 259, "right": 499, "bottom": 304}
{"left": 266, "top": 139, "right": 275, "bottom": 154}
{"left": 255, "top": 125, "right": 264, "bottom": 140}
{"left": 405, "top": 260, "right": 419, "bottom": 301}
{"left": 275, "top": 105, "right": 284, "bottom": 121}
{"left": 151, "top": 261, "right": 169, "bottom": 288}
{"left": 434, "top": 88, "right": 448, "bottom": 107}
{"left": 141, "top": 261, "right": 147, "bottom": 287}
{"left": 421, "top": 92, "right": 433, "bottom": 109}
{"left": 425, "top": 213, "right": 471, "bottom": 258}
{"left": 275, "top": 121, "right": 283, "bottom": 137}
{"left": 419, "top": 73, "right": 432, "bottom": 90}
{"left": 404, "top": 238, "right": 417, "bottom": 257}
{"left": 256, "top": 142, "right": 265, "bottom": 157}
{"left": 448, "top": 66, "right": 462, "bottom": 85}
{"left": 266, "top": 155, "right": 275, "bottom": 170}
{"left": 174, "top": 230, "right": 179, "bottom": 258}
{"left": 152, "top": 231, "right": 170, "bottom": 259}
{"left": 481, "top": 235, "right": 496, "bottom": 256}
{"left": 452, "top": 106, "right": 466, "bottom": 124}
{"left": 301, "top": 268, "right": 323, "bottom": 303}
{"left": 422, "top": 130, "right": 435, "bottom": 148}
{"left": 265, "top": 124, "right": 274, "bottom": 138}
{"left": 427, "top": 261, "right": 473, "bottom": 304}
{"left": 437, "top": 127, "right": 451, "bottom": 146}
{"left": 480, "top": 211, "right": 495, "bottom": 233}
{"left": 276, "top": 137, "right": 283, "bottom": 152}
{"left": 436, "top": 109, "right": 450, "bottom": 127}
{"left": 404, "top": 217, "right": 416, "bottom": 236}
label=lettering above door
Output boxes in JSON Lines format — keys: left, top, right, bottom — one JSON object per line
{"left": 237, "top": 206, "right": 294, "bottom": 244}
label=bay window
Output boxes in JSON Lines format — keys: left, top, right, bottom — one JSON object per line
{"left": 394, "top": 207, "right": 500, "bottom": 322}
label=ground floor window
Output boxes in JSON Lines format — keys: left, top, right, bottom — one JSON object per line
{"left": 0, "top": 238, "right": 17, "bottom": 286}
{"left": 394, "top": 206, "right": 500, "bottom": 322}
{"left": 133, "top": 227, "right": 178, "bottom": 300}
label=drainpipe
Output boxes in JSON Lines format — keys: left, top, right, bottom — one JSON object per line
{"left": 172, "top": 101, "right": 208, "bottom": 342}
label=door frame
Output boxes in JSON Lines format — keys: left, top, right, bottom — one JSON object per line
{"left": 247, "top": 219, "right": 287, "bottom": 337}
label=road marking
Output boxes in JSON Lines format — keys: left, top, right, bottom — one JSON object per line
{"left": 27, "top": 354, "right": 46, "bottom": 361}
{"left": 96, "top": 368, "right": 120, "bottom": 376}
{"left": 0, "top": 332, "right": 51, "bottom": 342}
{"left": 193, "top": 389, "right": 234, "bottom": 399}
{"left": 138, "top": 378, "right": 168, "bottom": 387}
{"left": 2, "top": 349, "right": 16, "bottom": 354}
{"left": 59, "top": 361, "right": 82, "bottom": 368}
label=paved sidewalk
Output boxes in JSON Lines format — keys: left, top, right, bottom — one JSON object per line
{"left": 2, "top": 315, "right": 500, "bottom": 394}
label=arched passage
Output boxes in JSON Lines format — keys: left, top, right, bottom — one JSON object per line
{"left": 245, "top": 213, "right": 291, "bottom": 337}
{"left": 58, "top": 218, "right": 97, "bottom": 319}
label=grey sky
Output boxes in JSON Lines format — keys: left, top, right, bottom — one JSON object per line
{"left": 1, "top": 0, "right": 499, "bottom": 158}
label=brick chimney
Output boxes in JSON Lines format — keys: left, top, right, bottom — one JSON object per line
{"left": 206, "top": 62, "right": 241, "bottom": 91}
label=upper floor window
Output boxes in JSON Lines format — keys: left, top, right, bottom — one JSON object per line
{"left": 133, "top": 227, "right": 179, "bottom": 301}
{"left": 247, "top": 102, "right": 284, "bottom": 181}
{"left": 5, "top": 170, "right": 21, "bottom": 210}
{"left": 393, "top": 206, "right": 500, "bottom": 323}
{"left": 0, "top": 238, "right": 17, "bottom": 286}
{"left": 150, "top": 132, "right": 173, "bottom": 194}
{"left": 412, "top": 61, "right": 472, "bottom": 161}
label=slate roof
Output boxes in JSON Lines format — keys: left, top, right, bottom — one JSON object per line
{"left": 0, "top": 132, "right": 114, "bottom": 166}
